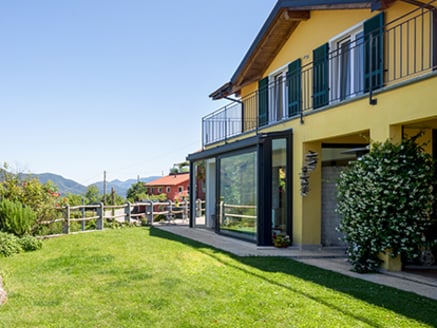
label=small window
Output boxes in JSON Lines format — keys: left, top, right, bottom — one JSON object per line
{"left": 158, "top": 187, "right": 162, "bottom": 193}
{"left": 178, "top": 186, "right": 183, "bottom": 193}
{"left": 166, "top": 187, "right": 171, "bottom": 193}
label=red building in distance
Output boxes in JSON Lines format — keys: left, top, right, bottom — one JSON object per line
{"left": 145, "top": 173, "right": 189, "bottom": 201}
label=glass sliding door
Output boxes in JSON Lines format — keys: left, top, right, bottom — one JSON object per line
{"left": 271, "top": 138, "right": 288, "bottom": 235}
{"left": 218, "top": 149, "right": 257, "bottom": 241}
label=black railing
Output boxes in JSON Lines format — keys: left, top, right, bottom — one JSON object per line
{"left": 202, "top": 7, "right": 436, "bottom": 147}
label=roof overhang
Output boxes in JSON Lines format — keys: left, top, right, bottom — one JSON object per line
{"left": 211, "top": 0, "right": 374, "bottom": 100}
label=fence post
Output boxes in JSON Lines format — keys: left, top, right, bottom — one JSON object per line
{"left": 63, "top": 205, "right": 70, "bottom": 234}
{"left": 125, "top": 202, "right": 131, "bottom": 224}
{"left": 146, "top": 201, "right": 153, "bottom": 225}
{"left": 166, "top": 200, "right": 173, "bottom": 223}
{"left": 97, "top": 202, "right": 104, "bottom": 230}
{"left": 196, "top": 199, "right": 202, "bottom": 217}
{"left": 81, "top": 198, "right": 85, "bottom": 231}
{"left": 219, "top": 201, "right": 224, "bottom": 227}
{"left": 183, "top": 200, "right": 188, "bottom": 221}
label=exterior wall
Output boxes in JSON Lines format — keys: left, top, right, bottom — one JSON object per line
{"left": 202, "top": 1, "right": 437, "bottom": 247}
{"left": 147, "top": 181, "right": 189, "bottom": 201}
{"left": 287, "top": 75, "right": 437, "bottom": 246}
{"left": 267, "top": 9, "right": 371, "bottom": 75}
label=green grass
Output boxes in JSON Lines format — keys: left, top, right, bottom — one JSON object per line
{"left": 1, "top": 227, "right": 436, "bottom": 327}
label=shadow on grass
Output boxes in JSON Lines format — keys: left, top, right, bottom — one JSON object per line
{"left": 150, "top": 226, "right": 437, "bottom": 327}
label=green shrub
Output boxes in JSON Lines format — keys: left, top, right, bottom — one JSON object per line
{"left": 337, "top": 135, "right": 435, "bottom": 272}
{"left": 19, "top": 235, "right": 43, "bottom": 252}
{"left": 0, "top": 199, "right": 37, "bottom": 237}
{"left": 0, "top": 232, "right": 22, "bottom": 257}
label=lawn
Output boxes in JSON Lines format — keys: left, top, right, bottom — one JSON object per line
{"left": 0, "top": 227, "right": 436, "bottom": 327}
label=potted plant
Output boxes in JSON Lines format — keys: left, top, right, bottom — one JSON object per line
{"left": 272, "top": 231, "right": 290, "bottom": 248}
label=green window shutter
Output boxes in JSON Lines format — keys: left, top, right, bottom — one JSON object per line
{"left": 258, "top": 77, "right": 269, "bottom": 127}
{"left": 364, "top": 12, "right": 384, "bottom": 92}
{"left": 312, "top": 43, "right": 329, "bottom": 109}
{"left": 288, "top": 58, "right": 302, "bottom": 116}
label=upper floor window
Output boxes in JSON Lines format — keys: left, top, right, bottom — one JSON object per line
{"left": 269, "top": 69, "right": 288, "bottom": 122}
{"left": 330, "top": 25, "right": 364, "bottom": 102}
{"left": 178, "top": 186, "right": 184, "bottom": 193}
{"left": 166, "top": 187, "right": 171, "bottom": 193}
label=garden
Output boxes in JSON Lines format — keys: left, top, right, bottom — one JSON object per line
{"left": 1, "top": 227, "right": 437, "bottom": 327}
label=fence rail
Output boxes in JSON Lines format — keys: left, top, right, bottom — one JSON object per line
{"left": 37, "top": 200, "right": 204, "bottom": 238}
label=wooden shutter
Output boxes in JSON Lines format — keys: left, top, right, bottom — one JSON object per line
{"left": 312, "top": 43, "right": 329, "bottom": 109}
{"left": 364, "top": 12, "right": 384, "bottom": 92}
{"left": 258, "top": 77, "right": 269, "bottom": 127}
{"left": 288, "top": 58, "right": 302, "bottom": 117}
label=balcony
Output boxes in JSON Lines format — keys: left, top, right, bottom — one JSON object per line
{"left": 202, "top": 7, "right": 437, "bottom": 147}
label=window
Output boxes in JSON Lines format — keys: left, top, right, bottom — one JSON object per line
{"left": 166, "top": 187, "right": 171, "bottom": 193}
{"left": 329, "top": 13, "right": 384, "bottom": 102}
{"left": 330, "top": 26, "right": 364, "bottom": 102}
{"left": 269, "top": 69, "right": 288, "bottom": 122}
{"left": 219, "top": 149, "right": 257, "bottom": 241}
{"left": 158, "top": 187, "right": 162, "bottom": 193}
{"left": 178, "top": 186, "right": 183, "bottom": 193}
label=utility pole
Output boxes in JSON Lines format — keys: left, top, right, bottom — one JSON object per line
{"left": 103, "top": 170, "right": 107, "bottom": 204}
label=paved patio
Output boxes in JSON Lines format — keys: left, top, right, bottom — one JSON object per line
{"left": 155, "top": 223, "right": 437, "bottom": 301}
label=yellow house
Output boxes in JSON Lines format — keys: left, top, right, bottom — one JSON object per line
{"left": 187, "top": 0, "right": 437, "bottom": 249}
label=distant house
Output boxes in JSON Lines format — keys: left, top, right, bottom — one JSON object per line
{"left": 145, "top": 173, "right": 189, "bottom": 201}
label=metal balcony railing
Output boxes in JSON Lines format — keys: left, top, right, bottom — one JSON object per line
{"left": 202, "top": 7, "right": 436, "bottom": 147}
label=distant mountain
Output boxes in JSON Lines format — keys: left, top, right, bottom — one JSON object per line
{"left": 18, "top": 173, "right": 161, "bottom": 197}
{"left": 91, "top": 176, "right": 160, "bottom": 197}
{"left": 21, "top": 172, "right": 88, "bottom": 195}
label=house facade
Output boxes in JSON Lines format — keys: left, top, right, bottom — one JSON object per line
{"left": 145, "top": 173, "right": 190, "bottom": 201}
{"left": 188, "top": 0, "right": 437, "bottom": 247}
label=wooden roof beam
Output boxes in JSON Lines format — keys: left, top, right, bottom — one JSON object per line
{"left": 283, "top": 10, "right": 310, "bottom": 21}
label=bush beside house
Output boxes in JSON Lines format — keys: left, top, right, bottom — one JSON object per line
{"left": 336, "top": 135, "right": 436, "bottom": 273}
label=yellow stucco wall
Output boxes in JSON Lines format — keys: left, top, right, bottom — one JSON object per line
{"left": 208, "top": 1, "right": 437, "bottom": 247}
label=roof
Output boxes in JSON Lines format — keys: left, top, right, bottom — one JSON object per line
{"left": 210, "top": 0, "right": 374, "bottom": 100}
{"left": 145, "top": 173, "right": 189, "bottom": 187}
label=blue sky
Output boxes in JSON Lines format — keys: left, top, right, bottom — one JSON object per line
{"left": 0, "top": 0, "right": 276, "bottom": 185}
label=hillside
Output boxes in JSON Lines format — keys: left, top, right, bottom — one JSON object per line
{"left": 17, "top": 173, "right": 160, "bottom": 197}
{"left": 20, "top": 172, "right": 88, "bottom": 195}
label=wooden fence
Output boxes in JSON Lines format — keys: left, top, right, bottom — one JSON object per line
{"left": 39, "top": 199, "right": 205, "bottom": 237}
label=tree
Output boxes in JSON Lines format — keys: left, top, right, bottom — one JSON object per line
{"left": 126, "top": 182, "right": 148, "bottom": 202}
{"left": 336, "top": 135, "right": 435, "bottom": 272}
{"left": 0, "top": 163, "right": 65, "bottom": 230}
{"left": 84, "top": 185, "right": 101, "bottom": 204}
{"left": 169, "top": 161, "right": 189, "bottom": 174}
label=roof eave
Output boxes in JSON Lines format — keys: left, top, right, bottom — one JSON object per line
{"left": 210, "top": 0, "right": 373, "bottom": 100}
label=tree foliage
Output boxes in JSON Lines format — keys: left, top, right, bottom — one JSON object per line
{"left": 0, "top": 199, "right": 37, "bottom": 237}
{"left": 126, "top": 182, "right": 148, "bottom": 202}
{"left": 0, "top": 163, "right": 66, "bottom": 223}
{"left": 336, "top": 135, "right": 435, "bottom": 272}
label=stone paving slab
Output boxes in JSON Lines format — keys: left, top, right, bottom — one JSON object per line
{"left": 155, "top": 224, "right": 437, "bottom": 300}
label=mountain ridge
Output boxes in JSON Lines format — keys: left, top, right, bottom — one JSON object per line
{"left": 21, "top": 172, "right": 160, "bottom": 197}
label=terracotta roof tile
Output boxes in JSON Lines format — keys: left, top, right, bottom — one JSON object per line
{"left": 145, "top": 173, "right": 189, "bottom": 186}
